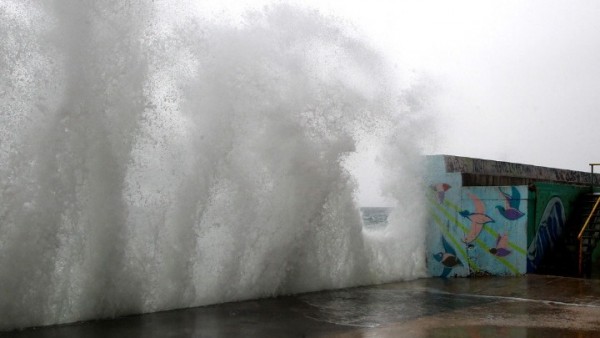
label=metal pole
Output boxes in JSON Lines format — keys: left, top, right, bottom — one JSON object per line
{"left": 590, "top": 163, "right": 600, "bottom": 193}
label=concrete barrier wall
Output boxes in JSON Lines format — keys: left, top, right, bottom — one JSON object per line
{"left": 428, "top": 183, "right": 529, "bottom": 277}
{"left": 425, "top": 155, "right": 591, "bottom": 277}
{"left": 442, "top": 155, "right": 597, "bottom": 185}
{"left": 526, "top": 182, "right": 587, "bottom": 272}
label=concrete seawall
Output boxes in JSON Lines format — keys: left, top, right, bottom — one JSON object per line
{"left": 426, "top": 155, "right": 600, "bottom": 278}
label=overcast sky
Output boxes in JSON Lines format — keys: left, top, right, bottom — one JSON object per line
{"left": 311, "top": 0, "right": 600, "bottom": 170}
{"left": 193, "top": 0, "right": 600, "bottom": 205}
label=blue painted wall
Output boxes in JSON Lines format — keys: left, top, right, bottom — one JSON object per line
{"left": 425, "top": 155, "right": 588, "bottom": 277}
{"left": 428, "top": 184, "right": 528, "bottom": 277}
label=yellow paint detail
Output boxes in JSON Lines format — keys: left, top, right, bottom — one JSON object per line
{"left": 429, "top": 193, "right": 520, "bottom": 274}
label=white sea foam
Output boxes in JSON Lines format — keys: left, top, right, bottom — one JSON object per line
{"left": 0, "top": 1, "right": 430, "bottom": 330}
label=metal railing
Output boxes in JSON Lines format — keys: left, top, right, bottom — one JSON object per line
{"left": 576, "top": 163, "right": 600, "bottom": 275}
{"left": 578, "top": 195, "right": 600, "bottom": 275}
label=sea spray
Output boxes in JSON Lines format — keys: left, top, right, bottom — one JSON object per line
{"left": 0, "top": 1, "right": 430, "bottom": 330}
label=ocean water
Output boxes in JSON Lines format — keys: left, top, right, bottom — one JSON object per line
{"left": 0, "top": 1, "right": 430, "bottom": 330}
{"left": 360, "top": 207, "right": 393, "bottom": 228}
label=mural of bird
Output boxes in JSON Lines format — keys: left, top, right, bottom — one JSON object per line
{"left": 433, "top": 236, "right": 463, "bottom": 278}
{"left": 489, "top": 232, "right": 512, "bottom": 257}
{"left": 431, "top": 183, "right": 451, "bottom": 203}
{"left": 460, "top": 193, "right": 495, "bottom": 243}
{"left": 496, "top": 186, "right": 525, "bottom": 220}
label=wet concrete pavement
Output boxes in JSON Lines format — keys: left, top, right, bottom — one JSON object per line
{"left": 3, "top": 275, "right": 600, "bottom": 337}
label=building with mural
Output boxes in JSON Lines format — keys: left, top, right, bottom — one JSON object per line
{"left": 425, "top": 155, "right": 600, "bottom": 278}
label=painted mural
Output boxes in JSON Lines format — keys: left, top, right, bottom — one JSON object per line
{"left": 526, "top": 197, "right": 565, "bottom": 272}
{"left": 459, "top": 193, "right": 495, "bottom": 244}
{"left": 528, "top": 183, "right": 586, "bottom": 247}
{"left": 433, "top": 233, "right": 463, "bottom": 278}
{"left": 497, "top": 186, "right": 526, "bottom": 220}
{"left": 428, "top": 185, "right": 529, "bottom": 277}
{"left": 424, "top": 155, "right": 597, "bottom": 277}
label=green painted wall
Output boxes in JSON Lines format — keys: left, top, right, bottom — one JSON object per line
{"left": 528, "top": 182, "right": 587, "bottom": 247}
{"left": 425, "top": 156, "right": 595, "bottom": 276}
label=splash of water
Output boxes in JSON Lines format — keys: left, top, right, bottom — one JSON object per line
{"left": 0, "top": 1, "right": 429, "bottom": 330}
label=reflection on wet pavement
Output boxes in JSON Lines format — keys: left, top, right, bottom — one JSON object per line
{"left": 426, "top": 326, "right": 599, "bottom": 338}
{"left": 298, "top": 288, "right": 496, "bottom": 328}
{"left": 2, "top": 275, "right": 600, "bottom": 337}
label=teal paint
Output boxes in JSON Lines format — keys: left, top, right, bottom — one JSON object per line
{"left": 525, "top": 182, "right": 587, "bottom": 272}
{"left": 425, "top": 156, "right": 529, "bottom": 277}
{"left": 427, "top": 184, "right": 529, "bottom": 276}
{"left": 531, "top": 182, "right": 587, "bottom": 241}
{"left": 425, "top": 156, "right": 594, "bottom": 277}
